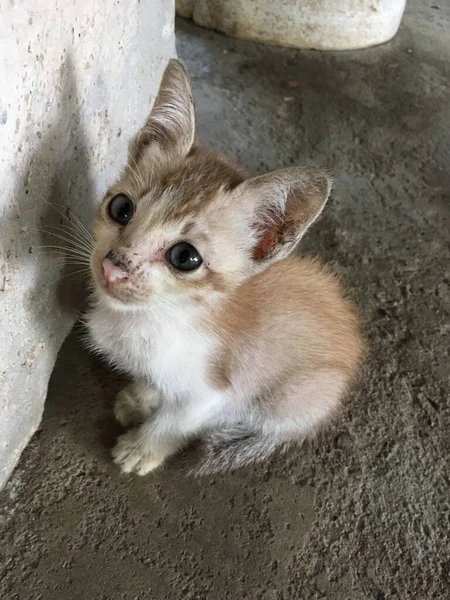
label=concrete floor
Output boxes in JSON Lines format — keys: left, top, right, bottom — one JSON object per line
{"left": 1, "top": 2, "right": 450, "bottom": 598}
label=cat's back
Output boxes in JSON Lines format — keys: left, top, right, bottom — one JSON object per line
{"left": 210, "top": 256, "right": 364, "bottom": 388}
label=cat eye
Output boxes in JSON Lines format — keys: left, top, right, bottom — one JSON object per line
{"left": 166, "top": 242, "right": 203, "bottom": 272}
{"left": 108, "top": 194, "right": 134, "bottom": 226}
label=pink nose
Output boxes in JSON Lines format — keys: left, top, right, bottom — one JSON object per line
{"left": 102, "top": 258, "right": 128, "bottom": 284}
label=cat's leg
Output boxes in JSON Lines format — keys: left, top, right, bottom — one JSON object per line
{"left": 112, "top": 392, "right": 223, "bottom": 475}
{"left": 112, "top": 421, "right": 184, "bottom": 475}
{"left": 114, "top": 379, "right": 162, "bottom": 427}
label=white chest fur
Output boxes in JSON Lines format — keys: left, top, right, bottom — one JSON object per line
{"left": 87, "top": 297, "right": 217, "bottom": 402}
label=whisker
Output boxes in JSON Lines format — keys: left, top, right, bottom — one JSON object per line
{"left": 58, "top": 267, "right": 92, "bottom": 281}
{"left": 49, "top": 201, "right": 94, "bottom": 244}
{"left": 34, "top": 225, "right": 94, "bottom": 251}
{"left": 43, "top": 259, "right": 91, "bottom": 270}
{"left": 37, "top": 245, "right": 92, "bottom": 259}
{"left": 39, "top": 256, "right": 91, "bottom": 268}
{"left": 38, "top": 196, "right": 94, "bottom": 246}
{"left": 34, "top": 230, "right": 93, "bottom": 255}
{"left": 40, "top": 251, "right": 91, "bottom": 265}
{"left": 51, "top": 259, "right": 91, "bottom": 267}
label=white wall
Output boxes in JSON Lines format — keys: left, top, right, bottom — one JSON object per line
{"left": 0, "top": 0, "right": 175, "bottom": 487}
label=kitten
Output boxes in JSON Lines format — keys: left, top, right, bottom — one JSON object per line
{"left": 86, "top": 59, "right": 364, "bottom": 476}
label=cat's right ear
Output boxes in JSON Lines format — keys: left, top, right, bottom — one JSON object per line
{"left": 129, "top": 59, "right": 196, "bottom": 163}
{"left": 237, "top": 166, "right": 332, "bottom": 264}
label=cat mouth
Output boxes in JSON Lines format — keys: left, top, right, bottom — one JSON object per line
{"left": 101, "top": 280, "right": 129, "bottom": 302}
{"left": 100, "top": 279, "right": 149, "bottom": 306}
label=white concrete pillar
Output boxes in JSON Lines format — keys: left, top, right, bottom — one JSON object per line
{"left": 0, "top": 0, "right": 175, "bottom": 487}
{"left": 177, "top": 0, "right": 407, "bottom": 50}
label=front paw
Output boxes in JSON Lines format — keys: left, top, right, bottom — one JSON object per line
{"left": 114, "top": 388, "right": 153, "bottom": 428}
{"left": 112, "top": 429, "right": 165, "bottom": 476}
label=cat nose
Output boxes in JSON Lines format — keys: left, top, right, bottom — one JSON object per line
{"left": 102, "top": 257, "right": 128, "bottom": 284}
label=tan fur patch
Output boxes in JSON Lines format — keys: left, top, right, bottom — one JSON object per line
{"left": 155, "top": 147, "right": 246, "bottom": 220}
{"left": 207, "top": 256, "right": 365, "bottom": 396}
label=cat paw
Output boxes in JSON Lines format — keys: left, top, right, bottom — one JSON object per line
{"left": 112, "top": 430, "right": 165, "bottom": 476}
{"left": 114, "top": 388, "right": 153, "bottom": 427}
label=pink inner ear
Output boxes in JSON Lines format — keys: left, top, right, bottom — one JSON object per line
{"left": 253, "top": 228, "right": 278, "bottom": 260}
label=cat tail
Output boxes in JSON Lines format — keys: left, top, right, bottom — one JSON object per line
{"left": 191, "top": 426, "right": 289, "bottom": 476}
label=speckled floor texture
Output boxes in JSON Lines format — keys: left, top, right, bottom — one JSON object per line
{"left": 1, "top": 2, "right": 450, "bottom": 599}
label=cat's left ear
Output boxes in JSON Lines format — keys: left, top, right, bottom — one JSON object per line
{"left": 130, "top": 59, "right": 196, "bottom": 163}
{"left": 237, "top": 166, "right": 332, "bottom": 263}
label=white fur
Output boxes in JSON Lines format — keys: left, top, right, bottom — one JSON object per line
{"left": 87, "top": 294, "right": 234, "bottom": 474}
{"left": 86, "top": 288, "right": 346, "bottom": 475}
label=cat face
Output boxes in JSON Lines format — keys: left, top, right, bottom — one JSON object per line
{"left": 90, "top": 149, "right": 251, "bottom": 307}
{"left": 90, "top": 60, "right": 332, "bottom": 308}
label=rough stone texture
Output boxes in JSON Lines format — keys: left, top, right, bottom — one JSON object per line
{"left": 0, "top": 1, "right": 175, "bottom": 487}
{"left": 176, "top": 0, "right": 406, "bottom": 50}
{"left": 1, "top": 1, "right": 450, "bottom": 598}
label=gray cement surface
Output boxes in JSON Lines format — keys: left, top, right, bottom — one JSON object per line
{"left": 1, "top": 2, "right": 449, "bottom": 598}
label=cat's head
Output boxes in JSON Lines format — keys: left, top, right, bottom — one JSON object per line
{"left": 90, "top": 59, "right": 332, "bottom": 309}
